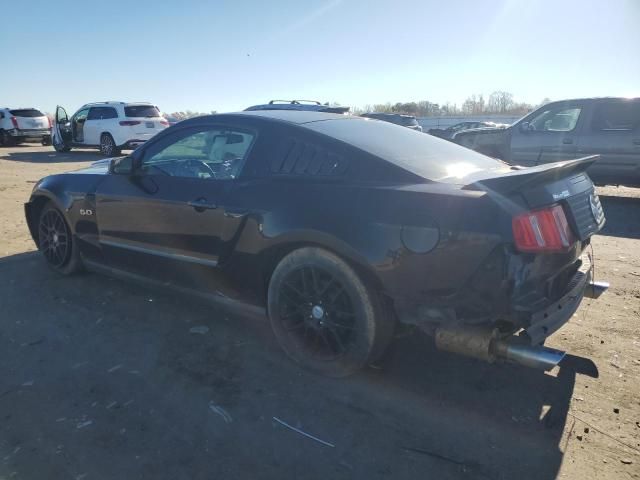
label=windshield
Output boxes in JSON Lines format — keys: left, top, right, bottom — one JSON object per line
{"left": 307, "top": 118, "right": 507, "bottom": 182}
{"left": 124, "top": 105, "right": 161, "bottom": 118}
{"left": 10, "top": 109, "right": 44, "bottom": 117}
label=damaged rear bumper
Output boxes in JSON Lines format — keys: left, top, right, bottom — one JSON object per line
{"left": 434, "top": 254, "right": 608, "bottom": 369}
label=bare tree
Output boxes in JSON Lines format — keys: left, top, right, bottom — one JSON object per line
{"left": 487, "top": 91, "right": 514, "bottom": 113}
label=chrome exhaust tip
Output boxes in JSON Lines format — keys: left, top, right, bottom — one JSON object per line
{"left": 584, "top": 280, "right": 609, "bottom": 299}
{"left": 495, "top": 342, "right": 566, "bottom": 370}
{"left": 435, "top": 326, "right": 566, "bottom": 370}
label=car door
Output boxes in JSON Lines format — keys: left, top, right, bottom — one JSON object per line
{"left": 84, "top": 107, "right": 104, "bottom": 145}
{"left": 509, "top": 103, "right": 585, "bottom": 166}
{"left": 94, "top": 122, "right": 257, "bottom": 295}
{"left": 577, "top": 99, "right": 640, "bottom": 185}
{"left": 72, "top": 107, "right": 90, "bottom": 143}
{"left": 53, "top": 106, "right": 72, "bottom": 149}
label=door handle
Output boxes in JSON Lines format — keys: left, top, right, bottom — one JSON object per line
{"left": 188, "top": 198, "right": 217, "bottom": 211}
{"left": 562, "top": 138, "right": 574, "bottom": 145}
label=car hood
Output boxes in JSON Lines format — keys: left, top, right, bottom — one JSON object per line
{"left": 70, "top": 158, "right": 113, "bottom": 175}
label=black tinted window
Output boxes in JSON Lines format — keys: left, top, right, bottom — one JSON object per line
{"left": 592, "top": 101, "right": 640, "bottom": 131}
{"left": 87, "top": 107, "right": 118, "bottom": 120}
{"left": 10, "top": 109, "right": 44, "bottom": 117}
{"left": 125, "top": 105, "right": 160, "bottom": 118}
{"left": 306, "top": 118, "right": 506, "bottom": 182}
{"left": 270, "top": 139, "right": 348, "bottom": 177}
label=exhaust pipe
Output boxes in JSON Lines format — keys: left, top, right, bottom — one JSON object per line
{"left": 435, "top": 326, "right": 565, "bottom": 370}
{"left": 584, "top": 280, "right": 609, "bottom": 299}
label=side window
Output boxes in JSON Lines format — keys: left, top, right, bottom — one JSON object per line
{"left": 104, "top": 107, "right": 118, "bottom": 119}
{"left": 270, "top": 138, "right": 348, "bottom": 177}
{"left": 87, "top": 107, "right": 101, "bottom": 120}
{"left": 141, "top": 127, "right": 255, "bottom": 180}
{"left": 74, "top": 108, "right": 90, "bottom": 123}
{"left": 529, "top": 107, "right": 582, "bottom": 132}
{"left": 591, "top": 101, "right": 640, "bottom": 131}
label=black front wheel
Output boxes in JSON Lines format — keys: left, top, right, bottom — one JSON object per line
{"left": 268, "top": 247, "right": 394, "bottom": 377}
{"left": 37, "top": 203, "right": 82, "bottom": 274}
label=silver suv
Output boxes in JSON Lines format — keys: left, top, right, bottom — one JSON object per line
{"left": 0, "top": 108, "right": 51, "bottom": 146}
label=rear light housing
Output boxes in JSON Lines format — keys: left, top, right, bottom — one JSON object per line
{"left": 47, "top": 116, "right": 52, "bottom": 129}
{"left": 159, "top": 120, "right": 169, "bottom": 126}
{"left": 119, "top": 120, "right": 141, "bottom": 126}
{"left": 512, "top": 204, "right": 574, "bottom": 253}
{"left": 10, "top": 116, "right": 19, "bottom": 129}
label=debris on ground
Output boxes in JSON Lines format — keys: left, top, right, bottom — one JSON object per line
{"left": 272, "top": 416, "right": 335, "bottom": 447}
{"left": 208, "top": 402, "right": 232, "bottom": 424}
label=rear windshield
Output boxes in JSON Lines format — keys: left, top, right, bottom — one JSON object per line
{"left": 10, "top": 109, "right": 44, "bottom": 118}
{"left": 124, "top": 105, "right": 161, "bottom": 118}
{"left": 306, "top": 118, "right": 507, "bottom": 182}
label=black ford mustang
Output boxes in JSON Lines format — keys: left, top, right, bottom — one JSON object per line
{"left": 25, "top": 111, "right": 608, "bottom": 376}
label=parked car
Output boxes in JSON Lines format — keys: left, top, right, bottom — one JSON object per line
{"left": 453, "top": 97, "right": 640, "bottom": 186}
{"left": 360, "top": 112, "right": 423, "bottom": 131}
{"left": 245, "top": 100, "right": 350, "bottom": 114}
{"left": 429, "top": 121, "right": 507, "bottom": 140}
{"left": 52, "top": 102, "right": 169, "bottom": 156}
{"left": 0, "top": 107, "right": 51, "bottom": 146}
{"left": 25, "top": 110, "right": 607, "bottom": 377}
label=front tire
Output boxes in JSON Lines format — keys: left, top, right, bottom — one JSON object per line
{"left": 100, "top": 133, "right": 121, "bottom": 156}
{"left": 268, "top": 247, "right": 394, "bottom": 377}
{"left": 37, "top": 203, "right": 83, "bottom": 275}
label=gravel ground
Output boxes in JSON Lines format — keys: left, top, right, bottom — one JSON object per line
{"left": 1, "top": 145, "right": 639, "bottom": 480}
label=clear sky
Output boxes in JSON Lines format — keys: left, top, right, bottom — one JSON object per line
{"left": 2, "top": 0, "right": 639, "bottom": 115}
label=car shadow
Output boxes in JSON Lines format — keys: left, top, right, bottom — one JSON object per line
{"left": 2, "top": 145, "right": 105, "bottom": 163}
{"left": 598, "top": 195, "right": 640, "bottom": 239}
{"left": 0, "top": 251, "right": 591, "bottom": 480}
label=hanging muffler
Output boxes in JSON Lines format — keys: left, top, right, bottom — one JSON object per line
{"left": 435, "top": 325, "right": 565, "bottom": 370}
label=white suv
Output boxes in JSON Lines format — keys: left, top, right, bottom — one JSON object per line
{"left": 0, "top": 107, "right": 51, "bottom": 146}
{"left": 53, "top": 102, "right": 169, "bottom": 156}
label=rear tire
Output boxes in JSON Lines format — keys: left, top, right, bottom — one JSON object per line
{"left": 0, "top": 130, "right": 14, "bottom": 147}
{"left": 268, "top": 247, "right": 394, "bottom": 377}
{"left": 100, "top": 133, "right": 121, "bottom": 156}
{"left": 37, "top": 203, "right": 83, "bottom": 275}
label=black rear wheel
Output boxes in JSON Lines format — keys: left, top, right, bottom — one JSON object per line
{"left": 37, "top": 203, "right": 82, "bottom": 274}
{"left": 268, "top": 247, "right": 394, "bottom": 377}
{"left": 100, "top": 133, "right": 121, "bottom": 156}
{"left": 0, "top": 130, "right": 14, "bottom": 147}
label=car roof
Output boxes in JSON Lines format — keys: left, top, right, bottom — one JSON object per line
{"left": 230, "top": 109, "right": 358, "bottom": 124}
{"left": 362, "top": 112, "right": 416, "bottom": 119}
{"left": 81, "top": 101, "right": 154, "bottom": 108}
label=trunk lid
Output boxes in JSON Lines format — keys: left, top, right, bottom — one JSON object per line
{"left": 10, "top": 109, "right": 49, "bottom": 130}
{"left": 465, "top": 156, "right": 605, "bottom": 241}
{"left": 122, "top": 104, "right": 167, "bottom": 136}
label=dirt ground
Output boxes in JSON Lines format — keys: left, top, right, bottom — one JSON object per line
{"left": 1, "top": 145, "right": 639, "bottom": 480}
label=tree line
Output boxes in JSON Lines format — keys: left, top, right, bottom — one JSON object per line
{"left": 353, "top": 91, "right": 551, "bottom": 117}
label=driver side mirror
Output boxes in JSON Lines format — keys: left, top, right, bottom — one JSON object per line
{"left": 109, "top": 156, "right": 134, "bottom": 175}
{"left": 520, "top": 122, "right": 531, "bottom": 132}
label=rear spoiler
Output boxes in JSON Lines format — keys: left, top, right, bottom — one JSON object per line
{"left": 465, "top": 155, "right": 599, "bottom": 193}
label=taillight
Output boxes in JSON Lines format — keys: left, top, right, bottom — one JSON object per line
{"left": 160, "top": 120, "right": 169, "bottom": 126}
{"left": 512, "top": 204, "right": 574, "bottom": 253}
{"left": 47, "top": 117, "right": 52, "bottom": 129}
{"left": 119, "top": 120, "right": 141, "bottom": 126}
{"left": 10, "top": 116, "right": 19, "bottom": 128}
